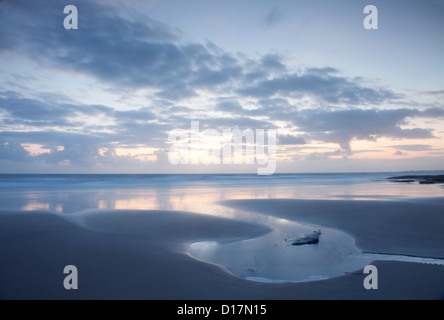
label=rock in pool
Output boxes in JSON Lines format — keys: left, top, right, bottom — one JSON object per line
{"left": 285, "top": 230, "right": 321, "bottom": 246}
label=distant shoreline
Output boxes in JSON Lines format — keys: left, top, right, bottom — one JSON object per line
{"left": 387, "top": 175, "right": 444, "bottom": 184}
{"left": 1, "top": 170, "right": 444, "bottom": 176}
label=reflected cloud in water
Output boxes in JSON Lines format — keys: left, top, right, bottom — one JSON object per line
{"left": 0, "top": 174, "right": 442, "bottom": 215}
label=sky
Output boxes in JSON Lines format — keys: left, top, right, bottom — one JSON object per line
{"left": 0, "top": 0, "right": 443, "bottom": 173}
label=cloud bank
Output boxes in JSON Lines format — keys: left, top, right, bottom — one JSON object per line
{"left": 0, "top": 0, "right": 443, "bottom": 172}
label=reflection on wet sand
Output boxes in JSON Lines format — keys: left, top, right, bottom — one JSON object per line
{"left": 8, "top": 179, "right": 443, "bottom": 215}
{"left": 21, "top": 202, "right": 50, "bottom": 211}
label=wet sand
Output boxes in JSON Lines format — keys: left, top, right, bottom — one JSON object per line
{"left": 1, "top": 197, "right": 444, "bottom": 299}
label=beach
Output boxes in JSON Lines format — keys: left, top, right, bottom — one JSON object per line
{"left": 2, "top": 0, "right": 444, "bottom": 304}
{"left": 0, "top": 173, "right": 444, "bottom": 300}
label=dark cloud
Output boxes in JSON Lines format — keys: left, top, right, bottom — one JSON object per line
{"left": 304, "top": 149, "right": 343, "bottom": 161}
{"left": 420, "top": 107, "right": 444, "bottom": 117}
{"left": 278, "top": 134, "right": 307, "bottom": 145}
{"left": 0, "top": 88, "right": 173, "bottom": 168}
{"left": 189, "top": 64, "right": 243, "bottom": 88}
{"left": 392, "top": 144, "right": 432, "bottom": 151}
{"left": 157, "top": 85, "right": 197, "bottom": 100}
{"left": 261, "top": 54, "right": 286, "bottom": 72}
{"left": 0, "top": 140, "right": 30, "bottom": 161}
{"left": 0, "top": 0, "right": 402, "bottom": 108}
{"left": 114, "top": 108, "right": 156, "bottom": 123}
{"left": 0, "top": 91, "right": 160, "bottom": 133}
{"left": 166, "top": 105, "right": 194, "bottom": 114}
{"left": 305, "top": 67, "right": 339, "bottom": 76}
{"left": 0, "top": 0, "right": 232, "bottom": 97}
{"left": 216, "top": 100, "right": 245, "bottom": 113}
{"left": 0, "top": 94, "right": 73, "bottom": 123}
{"left": 291, "top": 108, "right": 438, "bottom": 152}
{"left": 263, "top": 5, "right": 282, "bottom": 27}
{"left": 238, "top": 71, "right": 399, "bottom": 105}
{"left": 252, "top": 98, "right": 296, "bottom": 120}
{"left": 196, "top": 117, "right": 276, "bottom": 131}
{"left": 0, "top": 127, "right": 165, "bottom": 168}
{"left": 419, "top": 90, "right": 444, "bottom": 96}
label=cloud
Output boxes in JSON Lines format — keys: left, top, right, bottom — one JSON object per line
{"left": 0, "top": 0, "right": 234, "bottom": 98}
{"left": 0, "top": 91, "right": 161, "bottom": 136}
{"left": 0, "top": 0, "right": 404, "bottom": 108}
{"left": 216, "top": 100, "right": 245, "bottom": 113}
{"left": 114, "top": 108, "right": 156, "bottom": 123}
{"left": 278, "top": 134, "right": 307, "bottom": 145}
{"left": 1, "top": 0, "right": 443, "bottom": 173}
{"left": 420, "top": 107, "right": 444, "bottom": 117}
{"left": 237, "top": 70, "right": 399, "bottom": 105}
{"left": 197, "top": 117, "right": 276, "bottom": 131}
{"left": 0, "top": 93, "right": 74, "bottom": 126}
{"left": 0, "top": 128, "right": 167, "bottom": 170}
{"left": 0, "top": 140, "right": 30, "bottom": 161}
{"left": 212, "top": 100, "right": 441, "bottom": 153}
{"left": 263, "top": 5, "right": 282, "bottom": 27}
{"left": 419, "top": 90, "right": 444, "bottom": 96}
{"left": 394, "top": 150, "right": 407, "bottom": 156}
{"left": 291, "top": 108, "right": 439, "bottom": 152}
{"left": 304, "top": 149, "right": 343, "bottom": 160}
{"left": 261, "top": 54, "right": 286, "bottom": 72}
{"left": 0, "top": 87, "right": 174, "bottom": 168}
{"left": 392, "top": 144, "right": 432, "bottom": 151}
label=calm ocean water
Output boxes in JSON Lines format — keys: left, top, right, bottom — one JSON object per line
{"left": 0, "top": 171, "right": 443, "bottom": 214}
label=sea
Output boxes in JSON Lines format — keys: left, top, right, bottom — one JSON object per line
{"left": 0, "top": 171, "right": 443, "bottom": 214}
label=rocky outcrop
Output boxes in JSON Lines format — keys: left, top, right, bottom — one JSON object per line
{"left": 387, "top": 175, "right": 444, "bottom": 184}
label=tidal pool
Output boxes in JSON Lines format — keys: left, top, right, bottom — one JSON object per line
{"left": 189, "top": 215, "right": 444, "bottom": 283}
